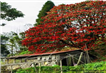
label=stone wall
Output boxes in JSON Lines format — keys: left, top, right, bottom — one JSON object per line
{"left": 3, "top": 54, "right": 61, "bottom": 71}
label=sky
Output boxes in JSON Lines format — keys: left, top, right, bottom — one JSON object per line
{"left": 0, "top": 0, "right": 86, "bottom": 34}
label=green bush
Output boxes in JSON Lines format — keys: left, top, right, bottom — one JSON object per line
{"left": 14, "top": 61, "right": 106, "bottom": 73}
{"left": 19, "top": 50, "right": 32, "bottom": 55}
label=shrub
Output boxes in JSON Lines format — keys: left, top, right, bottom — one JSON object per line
{"left": 14, "top": 61, "right": 106, "bottom": 73}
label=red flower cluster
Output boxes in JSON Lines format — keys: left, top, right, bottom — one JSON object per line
{"left": 22, "top": 0, "right": 106, "bottom": 53}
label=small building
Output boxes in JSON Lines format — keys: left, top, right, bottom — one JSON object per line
{"left": 6, "top": 49, "right": 92, "bottom": 68}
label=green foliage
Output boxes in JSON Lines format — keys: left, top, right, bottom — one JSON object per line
{"left": 4, "top": 31, "right": 29, "bottom": 56}
{"left": 16, "top": 50, "right": 33, "bottom": 55}
{"left": 1, "top": 2, "right": 24, "bottom": 21}
{"left": 14, "top": 61, "right": 106, "bottom": 73}
{"left": 86, "top": 0, "right": 90, "bottom": 1}
{"left": 34, "top": 1, "right": 55, "bottom": 26}
{"left": 1, "top": 35, "right": 9, "bottom": 41}
{"left": 15, "top": 68, "right": 35, "bottom": 73}
{"left": 1, "top": 35, "right": 10, "bottom": 56}
{"left": 7, "top": 50, "right": 32, "bottom": 57}
{"left": 18, "top": 32, "right": 28, "bottom": 51}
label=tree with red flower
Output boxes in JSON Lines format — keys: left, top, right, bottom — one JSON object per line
{"left": 22, "top": 0, "right": 106, "bottom": 53}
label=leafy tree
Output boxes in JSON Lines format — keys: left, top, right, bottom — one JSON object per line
{"left": 34, "top": 1, "right": 55, "bottom": 26}
{"left": 0, "top": 2, "right": 24, "bottom": 26}
{"left": 7, "top": 32, "right": 23, "bottom": 55}
{"left": 19, "top": 32, "right": 26, "bottom": 49}
{"left": 7, "top": 32, "right": 28, "bottom": 55}
{"left": 0, "top": 1, "right": 24, "bottom": 54}
{"left": 2, "top": 32, "right": 20, "bottom": 56}
{"left": 1, "top": 35, "right": 10, "bottom": 56}
{"left": 22, "top": 1, "right": 106, "bottom": 53}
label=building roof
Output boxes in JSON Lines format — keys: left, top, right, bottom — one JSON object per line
{"left": 7, "top": 49, "right": 84, "bottom": 59}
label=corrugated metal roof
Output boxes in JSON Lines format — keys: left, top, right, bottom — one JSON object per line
{"left": 7, "top": 49, "right": 83, "bottom": 59}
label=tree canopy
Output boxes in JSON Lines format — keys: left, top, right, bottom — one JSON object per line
{"left": 34, "top": 1, "right": 55, "bottom": 26}
{"left": 1, "top": 2, "right": 24, "bottom": 21}
{"left": 22, "top": 1, "right": 106, "bottom": 53}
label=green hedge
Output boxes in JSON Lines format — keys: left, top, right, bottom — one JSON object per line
{"left": 13, "top": 61, "right": 106, "bottom": 73}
